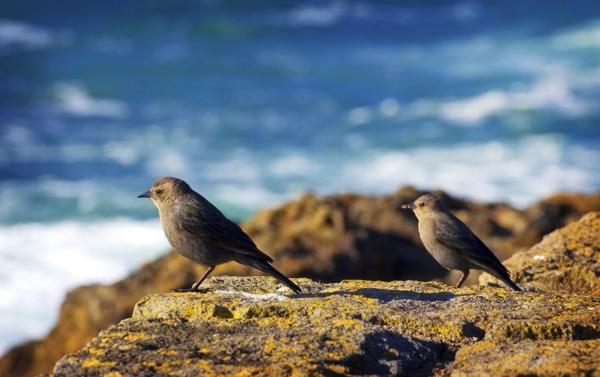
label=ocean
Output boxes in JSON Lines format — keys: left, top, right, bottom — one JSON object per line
{"left": 1, "top": 0, "right": 599, "bottom": 354}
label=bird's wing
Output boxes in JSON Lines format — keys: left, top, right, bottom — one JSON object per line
{"left": 175, "top": 201, "right": 274, "bottom": 262}
{"left": 434, "top": 217, "right": 508, "bottom": 274}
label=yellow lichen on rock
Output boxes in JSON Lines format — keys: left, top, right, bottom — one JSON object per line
{"left": 447, "top": 339, "right": 600, "bottom": 377}
{"left": 50, "top": 277, "right": 599, "bottom": 377}
{"left": 81, "top": 358, "right": 116, "bottom": 369}
{"left": 481, "top": 212, "right": 600, "bottom": 295}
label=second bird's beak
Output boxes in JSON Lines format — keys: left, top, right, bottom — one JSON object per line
{"left": 401, "top": 203, "right": 416, "bottom": 210}
{"left": 137, "top": 191, "right": 153, "bottom": 199}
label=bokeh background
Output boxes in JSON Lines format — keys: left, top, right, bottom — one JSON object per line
{"left": 1, "top": 0, "right": 599, "bottom": 354}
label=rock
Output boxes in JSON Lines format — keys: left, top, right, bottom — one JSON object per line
{"left": 481, "top": 212, "right": 600, "bottom": 295}
{"left": 448, "top": 339, "right": 600, "bottom": 377}
{"left": 51, "top": 277, "right": 600, "bottom": 377}
{"left": 3, "top": 189, "right": 600, "bottom": 377}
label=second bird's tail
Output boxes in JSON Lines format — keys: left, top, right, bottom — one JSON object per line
{"left": 241, "top": 257, "right": 302, "bottom": 294}
{"left": 498, "top": 275, "right": 522, "bottom": 292}
{"left": 487, "top": 266, "right": 522, "bottom": 292}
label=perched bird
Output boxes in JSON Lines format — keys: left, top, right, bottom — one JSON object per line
{"left": 402, "top": 194, "right": 521, "bottom": 291}
{"left": 138, "top": 177, "right": 301, "bottom": 293}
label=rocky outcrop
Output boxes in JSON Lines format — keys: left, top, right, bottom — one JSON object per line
{"left": 244, "top": 189, "right": 600, "bottom": 286}
{"left": 51, "top": 277, "right": 600, "bottom": 376}
{"left": 481, "top": 211, "right": 600, "bottom": 295}
{"left": 2, "top": 189, "right": 600, "bottom": 377}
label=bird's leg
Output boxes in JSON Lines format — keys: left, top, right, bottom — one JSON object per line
{"left": 190, "top": 266, "right": 215, "bottom": 291}
{"left": 171, "top": 266, "right": 215, "bottom": 293}
{"left": 455, "top": 271, "right": 469, "bottom": 287}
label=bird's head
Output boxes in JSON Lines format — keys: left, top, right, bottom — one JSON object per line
{"left": 138, "top": 176, "right": 190, "bottom": 207}
{"left": 401, "top": 194, "right": 446, "bottom": 219}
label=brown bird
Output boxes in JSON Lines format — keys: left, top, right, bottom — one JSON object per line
{"left": 402, "top": 194, "right": 521, "bottom": 291}
{"left": 138, "top": 177, "right": 301, "bottom": 293}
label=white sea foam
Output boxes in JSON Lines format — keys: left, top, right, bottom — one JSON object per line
{"left": 205, "top": 150, "right": 262, "bottom": 183}
{"left": 146, "top": 147, "right": 189, "bottom": 177}
{"left": 379, "top": 98, "right": 401, "bottom": 117}
{"left": 214, "top": 183, "right": 285, "bottom": 213}
{"left": 0, "top": 219, "right": 167, "bottom": 354}
{"left": 287, "top": 2, "right": 348, "bottom": 26}
{"left": 424, "top": 75, "right": 588, "bottom": 125}
{"left": 269, "top": 154, "right": 316, "bottom": 178}
{"left": 285, "top": 1, "right": 369, "bottom": 27}
{"left": 278, "top": 2, "right": 480, "bottom": 28}
{"left": 103, "top": 141, "right": 140, "bottom": 166}
{"left": 552, "top": 19, "right": 600, "bottom": 49}
{"left": 347, "top": 106, "right": 373, "bottom": 126}
{"left": 343, "top": 71, "right": 590, "bottom": 127}
{"left": 0, "top": 19, "right": 54, "bottom": 52}
{"left": 440, "top": 90, "right": 510, "bottom": 125}
{"left": 339, "top": 134, "right": 599, "bottom": 207}
{"left": 53, "top": 83, "right": 129, "bottom": 118}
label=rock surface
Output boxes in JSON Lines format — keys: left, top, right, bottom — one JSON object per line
{"left": 2, "top": 189, "right": 600, "bottom": 377}
{"left": 481, "top": 211, "right": 600, "bottom": 295}
{"left": 51, "top": 277, "right": 600, "bottom": 377}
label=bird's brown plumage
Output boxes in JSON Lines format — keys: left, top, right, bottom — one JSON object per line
{"left": 402, "top": 194, "right": 521, "bottom": 291}
{"left": 138, "top": 177, "right": 301, "bottom": 293}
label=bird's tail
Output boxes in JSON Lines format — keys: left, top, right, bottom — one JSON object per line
{"left": 486, "top": 266, "right": 522, "bottom": 292}
{"left": 499, "top": 275, "right": 522, "bottom": 292}
{"left": 241, "top": 257, "right": 302, "bottom": 294}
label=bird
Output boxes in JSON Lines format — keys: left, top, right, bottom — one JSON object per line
{"left": 138, "top": 177, "right": 301, "bottom": 293}
{"left": 401, "top": 194, "right": 521, "bottom": 291}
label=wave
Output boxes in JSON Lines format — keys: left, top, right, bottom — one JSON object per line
{"left": 438, "top": 75, "right": 588, "bottom": 125}
{"left": 53, "top": 82, "right": 129, "bottom": 119}
{"left": 267, "top": 1, "right": 480, "bottom": 27}
{"left": 339, "top": 134, "right": 599, "bottom": 207}
{"left": 552, "top": 18, "right": 600, "bottom": 50}
{"left": 286, "top": 2, "right": 355, "bottom": 27}
{"left": 348, "top": 73, "right": 591, "bottom": 127}
{"left": 0, "top": 19, "right": 55, "bottom": 54}
{"left": 0, "top": 218, "right": 167, "bottom": 353}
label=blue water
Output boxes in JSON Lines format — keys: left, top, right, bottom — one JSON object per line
{"left": 1, "top": 0, "right": 600, "bottom": 353}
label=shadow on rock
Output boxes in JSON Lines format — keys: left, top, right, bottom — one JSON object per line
{"left": 326, "top": 329, "right": 454, "bottom": 377}
{"left": 297, "top": 288, "right": 455, "bottom": 303}
{"left": 354, "top": 288, "right": 456, "bottom": 303}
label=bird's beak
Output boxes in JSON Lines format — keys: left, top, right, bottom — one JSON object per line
{"left": 401, "top": 202, "right": 416, "bottom": 210}
{"left": 137, "top": 191, "right": 153, "bottom": 199}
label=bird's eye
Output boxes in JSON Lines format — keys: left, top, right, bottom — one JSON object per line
{"left": 418, "top": 202, "right": 425, "bottom": 207}
{"left": 155, "top": 189, "right": 163, "bottom": 195}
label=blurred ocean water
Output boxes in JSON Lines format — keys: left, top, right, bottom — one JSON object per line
{"left": 1, "top": 0, "right": 599, "bottom": 353}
